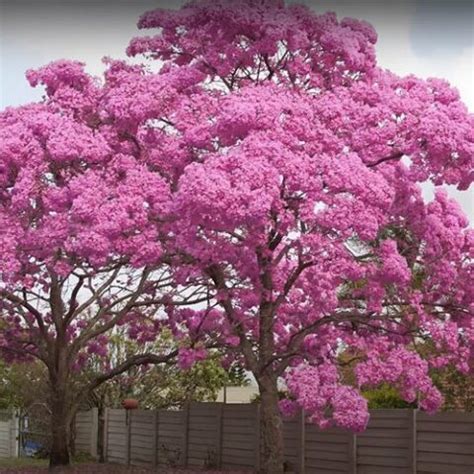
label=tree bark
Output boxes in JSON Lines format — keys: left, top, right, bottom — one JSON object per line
{"left": 48, "top": 342, "right": 74, "bottom": 468}
{"left": 49, "top": 388, "right": 72, "bottom": 468}
{"left": 257, "top": 374, "right": 285, "bottom": 474}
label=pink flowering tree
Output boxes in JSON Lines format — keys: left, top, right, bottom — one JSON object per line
{"left": 123, "top": 1, "right": 472, "bottom": 472}
{"left": 1, "top": 1, "right": 473, "bottom": 472}
{"left": 0, "top": 59, "right": 218, "bottom": 466}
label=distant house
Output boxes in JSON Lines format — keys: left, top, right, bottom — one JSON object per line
{"left": 215, "top": 386, "right": 259, "bottom": 404}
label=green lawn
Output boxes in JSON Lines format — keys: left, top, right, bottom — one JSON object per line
{"left": 0, "top": 457, "right": 48, "bottom": 469}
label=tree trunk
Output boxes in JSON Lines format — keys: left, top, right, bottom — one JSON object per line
{"left": 48, "top": 354, "right": 73, "bottom": 468}
{"left": 257, "top": 374, "right": 285, "bottom": 474}
{"left": 49, "top": 393, "right": 72, "bottom": 468}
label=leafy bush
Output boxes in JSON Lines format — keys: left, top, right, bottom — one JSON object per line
{"left": 363, "top": 384, "right": 417, "bottom": 409}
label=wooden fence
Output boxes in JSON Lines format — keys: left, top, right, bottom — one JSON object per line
{"left": 76, "top": 404, "right": 474, "bottom": 473}
{"left": 75, "top": 407, "right": 98, "bottom": 459}
{"left": 0, "top": 410, "right": 19, "bottom": 458}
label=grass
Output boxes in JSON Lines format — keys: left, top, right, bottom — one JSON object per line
{"left": 0, "top": 457, "right": 48, "bottom": 469}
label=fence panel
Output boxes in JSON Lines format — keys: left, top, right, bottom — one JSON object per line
{"left": 417, "top": 411, "right": 474, "bottom": 474}
{"left": 157, "top": 409, "right": 186, "bottom": 467}
{"left": 0, "top": 411, "right": 18, "bottom": 459}
{"left": 129, "top": 410, "right": 156, "bottom": 467}
{"left": 106, "top": 409, "right": 127, "bottom": 464}
{"left": 187, "top": 402, "right": 221, "bottom": 468}
{"left": 305, "top": 425, "right": 351, "bottom": 474}
{"left": 357, "top": 409, "right": 412, "bottom": 474}
{"left": 75, "top": 408, "right": 98, "bottom": 459}
{"left": 221, "top": 403, "right": 258, "bottom": 470}
{"left": 0, "top": 420, "right": 12, "bottom": 458}
{"left": 283, "top": 412, "right": 304, "bottom": 472}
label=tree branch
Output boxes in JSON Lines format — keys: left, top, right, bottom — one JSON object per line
{"left": 367, "top": 151, "right": 404, "bottom": 168}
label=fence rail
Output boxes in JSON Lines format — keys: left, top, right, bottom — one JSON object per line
{"left": 76, "top": 404, "right": 474, "bottom": 473}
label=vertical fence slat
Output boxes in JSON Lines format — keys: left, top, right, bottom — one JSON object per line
{"left": 182, "top": 404, "right": 190, "bottom": 467}
{"left": 11, "top": 415, "right": 19, "bottom": 458}
{"left": 90, "top": 407, "right": 98, "bottom": 459}
{"left": 152, "top": 411, "right": 158, "bottom": 468}
{"left": 103, "top": 408, "right": 109, "bottom": 463}
{"left": 216, "top": 403, "right": 224, "bottom": 468}
{"left": 349, "top": 432, "right": 357, "bottom": 474}
{"left": 408, "top": 409, "right": 417, "bottom": 474}
{"left": 255, "top": 403, "right": 261, "bottom": 472}
{"left": 297, "top": 409, "right": 305, "bottom": 474}
{"left": 126, "top": 410, "right": 131, "bottom": 466}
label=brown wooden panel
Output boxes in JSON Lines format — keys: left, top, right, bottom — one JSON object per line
{"left": 417, "top": 422, "right": 474, "bottom": 433}
{"left": 222, "top": 426, "right": 255, "bottom": 436}
{"left": 305, "top": 458, "right": 349, "bottom": 471}
{"left": 358, "top": 446, "right": 408, "bottom": 458}
{"left": 357, "top": 428, "right": 409, "bottom": 439}
{"left": 358, "top": 455, "right": 408, "bottom": 467}
{"left": 312, "top": 444, "right": 353, "bottom": 455}
{"left": 158, "top": 427, "right": 184, "bottom": 437}
{"left": 417, "top": 463, "right": 473, "bottom": 473}
{"left": 357, "top": 467, "right": 409, "bottom": 474}
{"left": 358, "top": 436, "right": 408, "bottom": 448}
{"left": 188, "top": 426, "right": 218, "bottom": 435}
{"left": 365, "top": 417, "right": 409, "bottom": 429}
{"left": 418, "top": 440, "right": 474, "bottom": 454}
{"left": 222, "top": 432, "right": 255, "bottom": 444}
{"left": 130, "top": 439, "right": 153, "bottom": 450}
{"left": 417, "top": 412, "right": 474, "bottom": 423}
{"left": 418, "top": 431, "right": 473, "bottom": 443}
{"left": 306, "top": 449, "right": 349, "bottom": 462}
{"left": 221, "top": 458, "right": 254, "bottom": 465}
{"left": 306, "top": 431, "right": 351, "bottom": 444}
{"left": 417, "top": 452, "right": 474, "bottom": 465}
{"left": 370, "top": 409, "right": 412, "bottom": 418}
{"left": 222, "top": 446, "right": 254, "bottom": 455}
{"left": 130, "top": 421, "right": 154, "bottom": 431}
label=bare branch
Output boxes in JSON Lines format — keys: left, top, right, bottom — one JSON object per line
{"left": 367, "top": 151, "right": 404, "bottom": 168}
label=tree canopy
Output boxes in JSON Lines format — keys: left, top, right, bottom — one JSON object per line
{"left": 0, "top": 0, "right": 472, "bottom": 471}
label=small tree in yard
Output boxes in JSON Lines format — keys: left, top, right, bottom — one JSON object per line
{"left": 1, "top": 0, "right": 473, "bottom": 473}
{"left": 83, "top": 330, "right": 248, "bottom": 411}
{"left": 0, "top": 59, "right": 214, "bottom": 466}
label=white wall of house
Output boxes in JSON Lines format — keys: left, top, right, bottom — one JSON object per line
{"left": 215, "top": 386, "right": 259, "bottom": 404}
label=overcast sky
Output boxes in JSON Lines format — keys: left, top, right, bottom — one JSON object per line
{"left": 0, "top": 0, "right": 472, "bottom": 221}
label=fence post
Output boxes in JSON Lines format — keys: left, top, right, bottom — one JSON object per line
{"left": 90, "top": 408, "right": 98, "bottom": 459}
{"left": 349, "top": 433, "right": 357, "bottom": 474}
{"left": 216, "top": 403, "right": 224, "bottom": 468}
{"left": 126, "top": 410, "right": 132, "bottom": 465}
{"left": 182, "top": 403, "right": 190, "bottom": 467}
{"left": 408, "top": 409, "right": 417, "bottom": 474}
{"left": 11, "top": 413, "right": 19, "bottom": 458}
{"left": 151, "top": 411, "right": 159, "bottom": 468}
{"left": 102, "top": 408, "right": 109, "bottom": 462}
{"left": 5, "top": 417, "right": 12, "bottom": 457}
{"left": 296, "top": 409, "right": 305, "bottom": 474}
{"left": 254, "top": 404, "right": 261, "bottom": 472}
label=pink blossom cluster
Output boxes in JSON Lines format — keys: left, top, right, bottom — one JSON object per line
{"left": 285, "top": 363, "right": 369, "bottom": 431}
{"left": 178, "top": 347, "right": 208, "bottom": 370}
{"left": 356, "top": 346, "right": 443, "bottom": 412}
